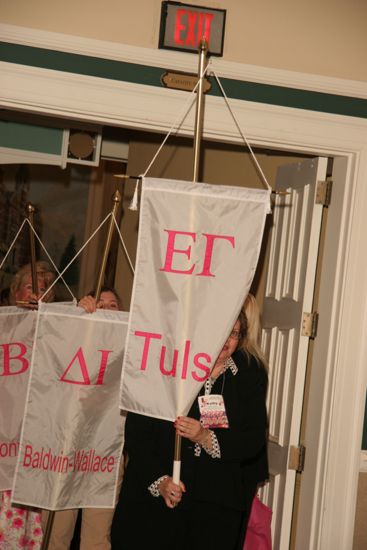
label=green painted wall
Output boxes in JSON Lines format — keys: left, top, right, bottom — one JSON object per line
{"left": 0, "top": 121, "right": 63, "bottom": 154}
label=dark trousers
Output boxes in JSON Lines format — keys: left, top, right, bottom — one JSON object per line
{"left": 111, "top": 496, "right": 249, "bottom": 550}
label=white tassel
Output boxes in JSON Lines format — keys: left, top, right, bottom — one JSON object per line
{"left": 129, "top": 180, "right": 139, "bottom": 211}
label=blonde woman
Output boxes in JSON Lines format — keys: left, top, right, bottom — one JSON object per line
{"left": 0, "top": 262, "right": 56, "bottom": 550}
{"left": 44, "top": 287, "right": 124, "bottom": 550}
{"left": 111, "top": 294, "right": 268, "bottom": 550}
{"left": 9, "top": 261, "right": 56, "bottom": 305}
{"left": 242, "top": 293, "right": 268, "bottom": 369}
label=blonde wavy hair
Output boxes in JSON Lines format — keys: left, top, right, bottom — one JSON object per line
{"left": 9, "top": 261, "right": 56, "bottom": 304}
{"left": 238, "top": 293, "right": 267, "bottom": 368}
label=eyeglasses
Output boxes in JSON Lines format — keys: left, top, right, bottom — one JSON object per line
{"left": 228, "top": 330, "right": 241, "bottom": 340}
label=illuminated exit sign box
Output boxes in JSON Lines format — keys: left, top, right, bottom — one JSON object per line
{"left": 159, "top": 1, "right": 226, "bottom": 56}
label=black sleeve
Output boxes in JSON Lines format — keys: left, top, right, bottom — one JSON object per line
{"left": 211, "top": 352, "right": 268, "bottom": 463}
{"left": 124, "top": 412, "right": 176, "bottom": 491}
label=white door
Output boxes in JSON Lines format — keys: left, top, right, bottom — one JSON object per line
{"left": 259, "top": 157, "right": 328, "bottom": 550}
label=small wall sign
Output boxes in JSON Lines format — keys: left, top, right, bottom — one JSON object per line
{"left": 159, "top": 1, "right": 226, "bottom": 56}
{"left": 161, "top": 71, "right": 212, "bottom": 92}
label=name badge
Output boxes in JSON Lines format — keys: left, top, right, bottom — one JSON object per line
{"left": 198, "top": 394, "right": 229, "bottom": 429}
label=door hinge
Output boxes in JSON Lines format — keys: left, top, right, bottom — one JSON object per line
{"left": 288, "top": 444, "right": 306, "bottom": 473}
{"left": 316, "top": 179, "right": 332, "bottom": 206}
{"left": 301, "top": 311, "right": 319, "bottom": 338}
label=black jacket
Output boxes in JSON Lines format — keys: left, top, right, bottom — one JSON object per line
{"left": 121, "top": 349, "right": 268, "bottom": 512}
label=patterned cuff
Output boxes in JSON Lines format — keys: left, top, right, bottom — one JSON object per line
{"left": 148, "top": 475, "right": 168, "bottom": 497}
{"left": 194, "top": 430, "right": 221, "bottom": 459}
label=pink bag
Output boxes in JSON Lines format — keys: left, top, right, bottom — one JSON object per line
{"left": 243, "top": 495, "right": 272, "bottom": 550}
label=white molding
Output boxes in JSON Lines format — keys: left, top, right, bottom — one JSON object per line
{"left": 62, "top": 130, "right": 102, "bottom": 167}
{"left": 1, "top": 23, "right": 367, "bottom": 100}
{"left": 317, "top": 152, "right": 367, "bottom": 550}
{"left": 2, "top": 61, "right": 367, "bottom": 152}
{"left": 0, "top": 146, "right": 63, "bottom": 166}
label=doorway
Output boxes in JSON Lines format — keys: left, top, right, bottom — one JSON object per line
{"left": 1, "top": 105, "right": 365, "bottom": 549}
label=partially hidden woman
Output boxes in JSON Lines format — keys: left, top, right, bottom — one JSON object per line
{"left": 111, "top": 294, "right": 268, "bottom": 550}
{"left": 43, "top": 286, "right": 125, "bottom": 550}
{"left": 0, "top": 261, "right": 56, "bottom": 550}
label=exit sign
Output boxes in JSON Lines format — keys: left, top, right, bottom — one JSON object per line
{"left": 159, "top": 1, "right": 226, "bottom": 56}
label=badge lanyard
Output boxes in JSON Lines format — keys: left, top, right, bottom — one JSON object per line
{"left": 199, "top": 372, "right": 229, "bottom": 429}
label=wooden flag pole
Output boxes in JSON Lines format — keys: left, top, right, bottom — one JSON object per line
{"left": 40, "top": 512, "right": 55, "bottom": 550}
{"left": 192, "top": 38, "right": 208, "bottom": 184}
{"left": 26, "top": 203, "right": 39, "bottom": 297}
{"left": 17, "top": 204, "right": 39, "bottom": 307}
{"left": 95, "top": 190, "right": 121, "bottom": 301}
{"left": 172, "top": 37, "right": 208, "bottom": 486}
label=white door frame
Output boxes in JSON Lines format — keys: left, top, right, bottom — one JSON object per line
{"left": 2, "top": 46, "right": 367, "bottom": 548}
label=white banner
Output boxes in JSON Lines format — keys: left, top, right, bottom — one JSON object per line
{"left": 120, "top": 177, "right": 271, "bottom": 421}
{"left": 0, "top": 307, "right": 36, "bottom": 491}
{"left": 12, "top": 303, "right": 127, "bottom": 510}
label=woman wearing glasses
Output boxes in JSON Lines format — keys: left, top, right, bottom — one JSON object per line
{"left": 111, "top": 294, "right": 268, "bottom": 550}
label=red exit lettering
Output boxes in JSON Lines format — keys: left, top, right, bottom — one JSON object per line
{"left": 174, "top": 9, "right": 214, "bottom": 47}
